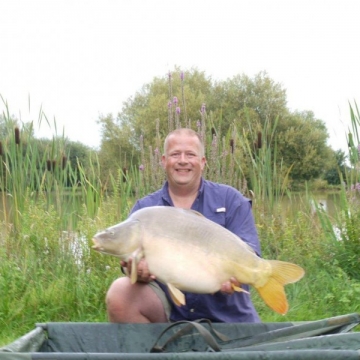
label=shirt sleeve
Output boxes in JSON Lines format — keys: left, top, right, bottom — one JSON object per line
{"left": 129, "top": 201, "right": 141, "bottom": 215}
{"left": 225, "top": 188, "right": 261, "bottom": 256}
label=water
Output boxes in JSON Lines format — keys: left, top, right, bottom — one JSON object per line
{"left": 278, "top": 191, "right": 341, "bottom": 219}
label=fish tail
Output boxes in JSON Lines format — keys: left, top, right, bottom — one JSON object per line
{"left": 255, "top": 260, "right": 305, "bottom": 315}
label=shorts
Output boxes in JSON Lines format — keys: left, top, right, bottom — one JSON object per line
{"left": 148, "top": 281, "right": 171, "bottom": 321}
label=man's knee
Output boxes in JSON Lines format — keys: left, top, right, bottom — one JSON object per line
{"left": 106, "top": 277, "right": 169, "bottom": 323}
{"left": 106, "top": 277, "right": 129, "bottom": 303}
{"left": 106, "top": 277, "right": 131, "bottom": 317}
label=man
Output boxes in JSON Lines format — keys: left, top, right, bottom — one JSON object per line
{"left": 106, "top": 128, "right": 261, "bottom": 323}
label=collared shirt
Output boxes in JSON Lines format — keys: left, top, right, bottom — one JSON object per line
{"left": 130, "top": 178, "right": 261, "bottom": 323}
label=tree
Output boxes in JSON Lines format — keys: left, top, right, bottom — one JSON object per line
{"left": 208, "top": 71, "right": 288, "bottom": 135}
{"left": 115, "top": 66, "right": 214, "bottom": 152}
{"left": 276, "top": 111, "right": 333, "bottom": 182}
{"left": 97, "top": 113, "right": 139, "bottom": 182}
{"left": 324, "top": 149, "right": 347, "bottom": 185}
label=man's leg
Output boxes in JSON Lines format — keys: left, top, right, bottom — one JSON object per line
{"left": 106, "top": 277, "right": 170, "bottom": 323}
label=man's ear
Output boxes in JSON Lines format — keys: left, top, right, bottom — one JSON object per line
{"left": 201, "top": 156, "right": 207, "bottom": 170}
{"left": 161, "top": 154, "right": 166, "bottom": 169}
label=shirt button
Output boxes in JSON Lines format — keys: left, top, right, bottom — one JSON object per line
{"left": 190, "top": 308, "right": 195, "bottom": 312}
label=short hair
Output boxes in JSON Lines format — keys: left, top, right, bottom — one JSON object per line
{"left": 164, "top": 128, "right": 205, "bottom": 157}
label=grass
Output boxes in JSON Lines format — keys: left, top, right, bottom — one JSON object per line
{"left": 1, "top": 96, "right": 360, "bottom": 346}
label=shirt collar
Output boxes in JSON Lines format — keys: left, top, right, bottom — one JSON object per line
{"left": 161, "top": 178, "right": 204, "bottom": 205}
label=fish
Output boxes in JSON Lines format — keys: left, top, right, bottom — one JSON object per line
{"left": 92, "top": 206, "right": 305, "bottom": 315}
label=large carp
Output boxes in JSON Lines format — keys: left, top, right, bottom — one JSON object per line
{"left": 92, "top": 206, "right": 304, "bottom": 314}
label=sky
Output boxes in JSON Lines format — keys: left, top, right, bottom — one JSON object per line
{"left": 1, "top": 0, "right": 360, "bottom": 152}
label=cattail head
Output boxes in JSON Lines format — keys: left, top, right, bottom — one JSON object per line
{"left": 257, "top": 131, "right": 262, "bottom": 149}
{"left": 47, "top": 160, "right": 52, "bottom": 172}
{"left": 14, "top": 127, "right": 20, "bottom": 145}
{"left": 52, "top": 160, "right": 56, "bottom": 171}
{"left": 122, "top": 167, "right": 127, "bottom": 183}
{"left": 230, "top": 139, "right": 234, "bottom": 154}
{"left": 0, "top": 141, "right": 3, "bottom": 157}
{"left": 211, "top": 127, "right": 216, "bottom": 138}
{"left": 62, "top": 156, "right": 67, "bottom": 170}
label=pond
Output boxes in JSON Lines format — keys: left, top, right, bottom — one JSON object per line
{"left": 276, "top": 191, "right": 341, "bottom": 219}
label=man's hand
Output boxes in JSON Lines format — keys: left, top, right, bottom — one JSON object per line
{"left": 220, "top": 277, "right": 244, "bottom": 294}
{"left": 121, "top": 258, "right": 156, "bottom": 283}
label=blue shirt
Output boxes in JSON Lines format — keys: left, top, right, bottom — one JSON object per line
{"left": 130, "top": 179, "right": 261, "bottom": 323}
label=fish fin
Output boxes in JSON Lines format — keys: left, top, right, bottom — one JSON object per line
{"left": 256, "top": 277, "right": 289, "bottom": 315}
{"left": 130, "top": 247, "right": 145, "bottom": 285}
{"left": 232, "top": 284, "right": 250, "bottom": 294}
{"left": 130, "top": 258, "right": 138, "bottom": 284}
{"left": 167, "top": 283, "right": 186, "bottom": 306}
{"left": 255, "top": 260, "right": 305, "bottom": 315}
{"left": 181, "top": 208, "right": 205, "bottom": 217}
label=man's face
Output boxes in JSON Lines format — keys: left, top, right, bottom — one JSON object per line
{"left": 162, "top": 134, "right": 206, "bottom": 188}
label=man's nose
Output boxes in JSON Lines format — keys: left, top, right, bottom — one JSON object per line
{"left": 178, "top": 153, "right": 188, "bottom": 162}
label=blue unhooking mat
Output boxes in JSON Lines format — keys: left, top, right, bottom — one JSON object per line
{"left": 1, "top": 313, "right": 360, "bottom": 359}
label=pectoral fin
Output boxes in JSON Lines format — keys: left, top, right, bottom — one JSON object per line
{"left": 130, "top": 247, "right": 144, "bottom": 285}
{"left": 167, "top": 283, "right": 186, "bottom": 306}
{"left": 232, "top": 284, "right": 250, "bottom": 294}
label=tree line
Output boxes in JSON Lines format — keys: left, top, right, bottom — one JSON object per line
{"left": 1, "top": 67, "right": 347, "bottom": 192}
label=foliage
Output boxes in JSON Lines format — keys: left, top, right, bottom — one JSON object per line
{"left": 0, "top": 199, "right": 119, "bottom": 341}
{"left": 275, "top": 110, "right": 333, "bottom": 182}
{"left": 0, "top": 98, "right": 100, "bottom": 228}
{"left": 315, "top": 101, "right": 360, "bottom": 281}
{"left": 323, "top": 149, "right": 347, "bottom": 185}
{"left": 209, "top": 71, "right": 288, "bottom": 134}
{"left": 97, "top": 67, "right": 336, "bottom": 187}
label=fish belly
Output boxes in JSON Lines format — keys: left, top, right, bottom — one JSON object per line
{"left": 143, "top": 237, "right": 227, "bottom": 293}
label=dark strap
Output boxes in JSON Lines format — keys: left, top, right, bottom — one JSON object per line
{"left": 150, "top": 319, "right": 229, "bottom": 353}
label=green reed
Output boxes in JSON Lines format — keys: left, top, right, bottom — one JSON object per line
{"left": 314, "top": 101, "right": 360, "bottom": 281}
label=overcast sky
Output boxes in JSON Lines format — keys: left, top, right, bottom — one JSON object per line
{"left": 1, "top": 0, "right": 360, "bottom": 152}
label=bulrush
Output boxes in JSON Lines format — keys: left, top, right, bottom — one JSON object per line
{"left": 46, "top": 159, "right": 57, "bottom": 172}
{"left": 122, "top": 167, "right": 127, "bottom": 183}
{"left": 230, "top": 139, "right": 234, "bottom": 154}
{"left": 257, "top": 131, "right": 262, "bottom": 149}
{"left": 62, "top": 156, "right": 67, "bottom": 170}
{"left": 14, "top": 127, "right": 20, "bottom": 145}
{"left": 46, "top": 160, "right": 52, "bottom": 172}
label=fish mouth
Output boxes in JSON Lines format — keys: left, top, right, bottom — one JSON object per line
{"left": 91, "top": 238, "right": 103, "bottom": 251}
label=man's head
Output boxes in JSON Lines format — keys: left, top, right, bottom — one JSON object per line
{"left": 162, "top": 128, "right": 206, "bottom": 189}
